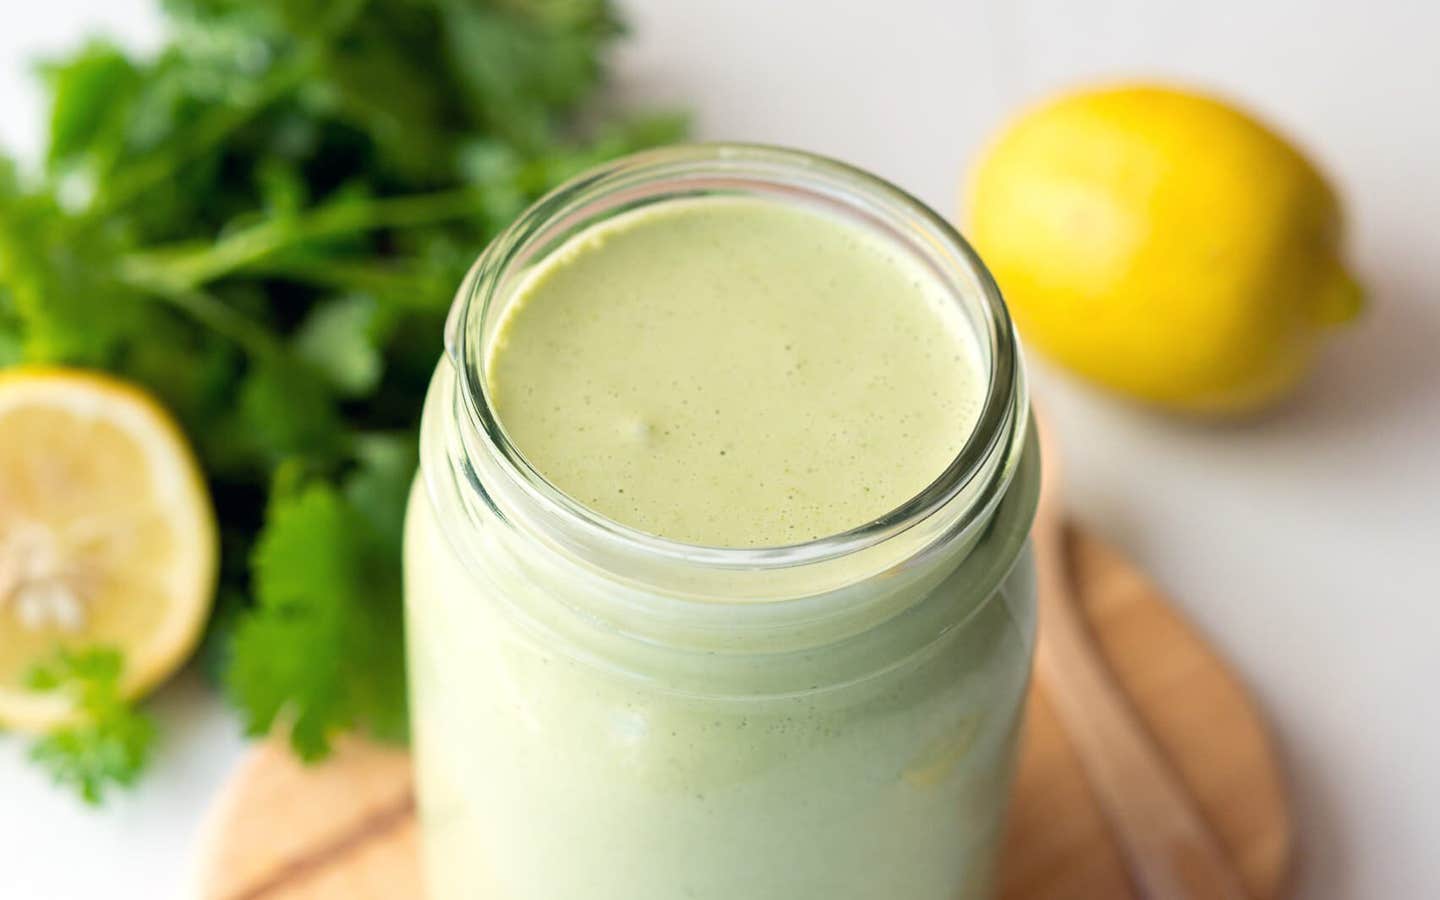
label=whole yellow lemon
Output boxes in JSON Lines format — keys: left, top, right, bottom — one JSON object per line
{"left": 966, "top": 83, "right": 1362, "bottom": 414}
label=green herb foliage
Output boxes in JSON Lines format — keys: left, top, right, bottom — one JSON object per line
{"left": 26, "top": 649, "right": 159, "bottom": 805}
{"left": 0, "top": 0, "right": 684, "bottom": 779}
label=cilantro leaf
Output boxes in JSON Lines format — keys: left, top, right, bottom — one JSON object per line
{"left": 0, "top": 182, "right": 154, "bottom": 364}
{"left": 41, "top": 42, "right": 143, "bottom": 175}
{"left": 226, "top": 454, "right": 409, "bottom": 759}
{"left": 294, "top": 294, "right": 384, "bottom": 396}
{"left": 25, "top": 648, "right": 158, "bottom": 806}
{"left": 236, "top": 357, "right": 348, "bottom": 465}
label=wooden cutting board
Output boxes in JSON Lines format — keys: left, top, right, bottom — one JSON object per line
{"left": 197, "top": 526, "right": 1292, "bottom": 900}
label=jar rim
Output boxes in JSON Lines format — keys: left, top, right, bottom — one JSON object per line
{"left": 446, "top": 142, "right": 1023, "bottom": 574}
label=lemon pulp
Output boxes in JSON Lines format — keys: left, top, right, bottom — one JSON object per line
{"left": 0, "top": 368, "right": 216, "bottom": 730}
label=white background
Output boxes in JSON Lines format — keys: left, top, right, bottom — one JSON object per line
{"left": 2, "top": 1, "right": 1438, "bottom": 897}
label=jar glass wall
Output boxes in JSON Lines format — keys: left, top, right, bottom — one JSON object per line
{"left": 404, "top": 145, "right": 1039, "bottom": 900}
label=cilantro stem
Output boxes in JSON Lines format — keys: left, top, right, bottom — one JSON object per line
{"left": 122, "top": 189, "right": 484, "bottom": 293}
{"left": 140, "top": 283, "right": 280, "bottom": 357}
{"left": 119, "top": 188, "right": 483, "bottom": 360}
{"left": 236, "top": 257, "right": 451, "bottom": 310}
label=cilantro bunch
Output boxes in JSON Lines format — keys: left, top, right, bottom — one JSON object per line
{"left": 0, "top": 0, "right": 684, "bottom": 795}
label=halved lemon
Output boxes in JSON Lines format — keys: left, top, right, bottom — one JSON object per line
{"left": 0, "top": 368, "right": 217, "bottom": 731}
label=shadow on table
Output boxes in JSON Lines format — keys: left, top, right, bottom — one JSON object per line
{"left": 1262, "top": 268, "right": 1440, "bottom": 438}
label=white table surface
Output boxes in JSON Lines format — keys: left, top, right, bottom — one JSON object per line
{"left": 2, "top": 1, "right": 1437, "bottom": 898}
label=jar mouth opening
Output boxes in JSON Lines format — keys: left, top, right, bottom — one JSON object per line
{"left": 447, "top": 143, "right": 1021, "bottom": 572}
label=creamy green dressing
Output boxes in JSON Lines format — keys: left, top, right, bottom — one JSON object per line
{"left": 486, "top": 196, "right": 983, "bottom": 547}
{"left": 405, "top": 188, "right": 1036, "bottom": 900}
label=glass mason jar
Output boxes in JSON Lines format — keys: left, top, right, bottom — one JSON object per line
{"left": 404, "top": 145, "right": 1039, "bottom": 900}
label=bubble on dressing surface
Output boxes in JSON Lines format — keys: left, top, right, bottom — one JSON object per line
{"left": 486, "top": 195, "right": 986, "bottom": 548}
